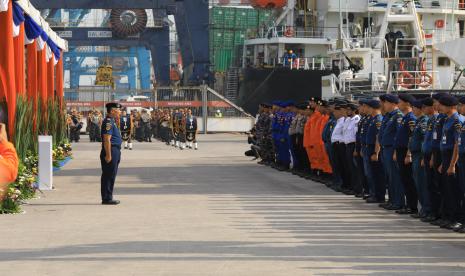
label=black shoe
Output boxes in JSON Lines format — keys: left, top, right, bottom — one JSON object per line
{"left": 343, "top": 190, "right": 355, "bottom": 195}
{"left": 457, "top": 227, "right": 465, "bottom": 233}
{"left": 451, "top": 222, "right": 463, "bottom": 231}
{"left": 430, "top": 219, "right": 445, "bottom": 226}
{"left": 421, "top": 215, "right": 438, "bottom": 223}
{"left": 441, "top": 221, "right": 456, "bottom": 230}
{"left": 386, "top": 205, "right": 402, "bottom": 211}
{"left": 362, "top": 194, "right": 370, "bottom": 200}
{"left": 102, "top": 200, "right": 120, "bottom": 205}
{"left": 410, "top": 213, "right": 423, "bottom": 219}
{"left": 355, "top": 193, "right": 363, "bottom": 198}
{"left": 379, "top": 202, "right": 391, "bottom": 209}
{"left": 366, "top": 197, "right": 383, "bottom": 203}
{"left": 439, "top": 220, "right": 452, "bottom": 228}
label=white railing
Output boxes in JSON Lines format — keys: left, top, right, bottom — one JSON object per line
{"left": 251, "top": 26, "right": 339, "bottom": 40}
{"left": 243, "top": 56, "right": 332, "bottom": 70}
{"left": 339, "top": 72, "right": 387, "bottom": 94}
{"left": 424, "top": 29, "right": 461, "bottom": 44}
{"left": 390, "top": 70, "right": 440, "bottom": 90}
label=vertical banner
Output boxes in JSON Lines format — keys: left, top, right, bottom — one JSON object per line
{"left": 26, "top": 41, "right": 38, "bottom": 102}
{"left": 0, "top": 0, "right": 17, "bottom": 138}
{"left": 47, "top": 53, "right": 54, "bottom": 104}
{"left": 56, "top": 54, "right": 64, "bottom": 107}
{"left": 37, "top": 46, "right": 47, "bottom": 102}
{"left": 14, "top": 23, "right": 25, "bottom": 95}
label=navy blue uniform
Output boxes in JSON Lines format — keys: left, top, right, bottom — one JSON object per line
{"left": 440, "top": 113, "right": 464, "bottom": 222}
{"left": 100, "top": 116, "right": 122, "bottom": 202}
{"left": 409, "top": 115, "right": 431, "bottom": 216}
{"left": 365, "top": 114, "right": 385, "bottom": 201}
{"left": 381, "top": 109, "right": 404, "bottom": 208}
{"left": 395, "top": 111, "right": 417, "bottom": 211}
{"left": 323, "top": 116, "right": 340, "bottom": 186}
{"left": 458, "top": 121, "right": 465, "bottom": 197}
{"left": 354, "top": 115, "right": 368, "bottom": 195}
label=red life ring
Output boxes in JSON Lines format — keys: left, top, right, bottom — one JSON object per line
{"left": 284, "top": 27, "right": 294, "bottom": 37}
{"left": 435, "top": 19, "right": 445, "bottom": 29}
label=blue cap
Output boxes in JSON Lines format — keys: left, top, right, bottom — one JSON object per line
{"left": 411, "top": 100, "right": 423, "bottom": 109}
{"left": 432, "top": 92, "right": 447, "bottom": 101}
{"left": 399, "top": 94, "right": 417, "bottom": 104}
{"left": 366, "top": 99, "right": 381, "bottom": 109}
{"left": 422, "top": 98, "right": 434, "bottom": 107}
{"left": 439, "top": 95, "right": 459, "bottom": 106}
{"left": 384, "top": 94, "right": 399, "bottom": 104}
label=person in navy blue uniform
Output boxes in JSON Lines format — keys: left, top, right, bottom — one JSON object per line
{"left": 456, "top": 96, "right": 465, "bottom": 233}
{"left": 430, "top": 93, "right": 449, "bottom": 226}
{"left": 437, "top": 95, "right": 464, "bottom": 230}
{"left": 354, "top": 99, "right": 369, "bottom": 198}
{"left": 378, "top": 94, "right": 394, "bottom": 208}
{"left": 364, "top": 99, "right": 385, "bottom": 203}
{"left": 100, "top": 102, "right": 122, "bottom": 205}
{"left": 394, "top": 94, "right": 417, "bottom": 215}
{"left": 408, "top": 100, "right": 431, "bottom": 218}
{"left": 380, "top": 94, "right": 405, "bottom": 210}
{"left": 420, "top": 97, "right": 439, "bottom": 222}
{"left": 322, "top": 100, "right": 340, "bottom": 188}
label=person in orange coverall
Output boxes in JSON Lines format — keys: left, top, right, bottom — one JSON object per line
{"left": 0, "top": 123, "right": 19, "bottom": 201}
{"left": 303, "top": 98, "right": 321, "bottom": 180}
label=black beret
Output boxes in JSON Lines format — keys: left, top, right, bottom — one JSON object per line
{"left": 432, "top": 92, "right": 447, "bottom": 101}
{"left": 384, "top": 94, "right": 399, "bottom": 104}
{"left": 379, "top": 94, "right": 387, "bottom": 102}
{"left": 335, "top": 103, "right": 347, "bottom": 110}
{"left": 439, "top": 95, "right": 459, "bottom": 107}
{"left": 318, "top": 100, "right": 329, "bottom": 107}
{"left": 106, "top": 102, "right": 122, "bottom": 109}
{"left": 459, "top": 96, "right": 465, "bottom": 104}
{"left": 422, "top": 98, "right": 434, "bottom": 107}
{"left": 411, "top": 100, "right": 423, "bottom": 109}
{"left": 398, "top": 94, "right": 416, "bottom": 104}
{"left": 310, "top": 97, "right": 321, "bottom": 102}
{"left": 358, "top": 98, "right": 369, "bottom": 105}
{"left": 366, "top": 99, "right": 381, "bottom": 109}
{"left": 347, "top": 103, "right": 359, "bottom": 110}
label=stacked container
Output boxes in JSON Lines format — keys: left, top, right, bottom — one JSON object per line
{"left": 210, "top": 7, "right": 274, "bottom": 72}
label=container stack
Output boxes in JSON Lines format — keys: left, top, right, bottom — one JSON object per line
{"left": 209, "top": 7, "right": 273, "bottom": 73}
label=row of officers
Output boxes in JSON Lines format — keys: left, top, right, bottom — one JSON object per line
{"left": 253, "top": 92, "right": 465, "bottom": 233}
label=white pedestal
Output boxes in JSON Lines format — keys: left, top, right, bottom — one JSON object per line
{"left": 38, "top": 136, "right": 53, "bottom": 190}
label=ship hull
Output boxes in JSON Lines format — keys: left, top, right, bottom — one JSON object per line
{"left": 237, "top": 67, "right": 332, "bottom": 114}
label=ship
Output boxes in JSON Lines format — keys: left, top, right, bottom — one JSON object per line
{"left": 210, "top": 0, "right": 465, "bottom": 114}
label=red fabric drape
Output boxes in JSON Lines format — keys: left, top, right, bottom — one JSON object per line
{"left": 0, "top": 1, "right": 17, "bottom": 139}
{"left": 37, "top": 47, "right": 47, "bottom": 102}
{"left": 47, "top": 53, "right": 55, "bottom": 104}
{"left": 13, "top": 24, "right": 25, "bottom": 96}
{"left": 26, "top": 41, "right": 38, "bottom": 102}
{"left": 56, "top": 54, "right": 64, "bottom": 107}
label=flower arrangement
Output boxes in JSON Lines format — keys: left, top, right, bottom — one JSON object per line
{"left": 1, "top": 96, "right": 73, "bottom": 214}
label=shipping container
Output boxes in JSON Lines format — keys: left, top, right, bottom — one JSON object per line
{"left": 223, "top": 8, "right": 236, "bottom": 29}
{"left": 210, "top": 7, "right": 225, "bottom": 28}
{"left": 234, "top": 31, "right": 246, "bottom": 46}
{"left": 223, "top": 30, "right": 235, "bottom": 49}
{"left": 247, "top": 9, "right": 258, "bottom": 29}
{"left": 234, "top": 9, "right": 248, "bottom": 29}
{"left": 213, "top": 49, "right": 234, "bottom": 72}
{"left": 210, "top": 29, "right": 224, "bottom": 49}
{"left": 258, "top": 9, "right": 273, "bottom": 26}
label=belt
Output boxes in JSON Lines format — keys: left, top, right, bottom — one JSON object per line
{"left": 382, "top": 145, "right": 393, "bottom": 148}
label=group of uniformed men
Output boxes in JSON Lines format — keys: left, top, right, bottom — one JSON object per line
{"left": 118, "top": 108, "right": 199, "bottom": 151}
{"left": 253, "top": 92, "right": 465, "bottom": 232}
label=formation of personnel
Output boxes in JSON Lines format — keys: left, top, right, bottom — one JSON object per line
{"left": 252, "top": 93, "right": 465, "bottom": 233}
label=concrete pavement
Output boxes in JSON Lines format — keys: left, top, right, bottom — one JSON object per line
{"left": 1, "top": 134, "right": 465, "bottom": 275}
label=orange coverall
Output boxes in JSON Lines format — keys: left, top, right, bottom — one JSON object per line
{"left": 0, "top": 140, "right": 19, "bottom": 201}
{"left": 304, "top": 110, "right": 322, "bottom": 170}
{"left": 317, "top": 114, "right": 332, "bottom": 173}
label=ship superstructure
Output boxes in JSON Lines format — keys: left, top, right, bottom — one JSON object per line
{"left": 240, "top": 0, "right": 465, "bottom": 103}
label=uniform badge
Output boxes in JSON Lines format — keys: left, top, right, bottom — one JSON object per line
{"left": 106, "top": 123, "right": 112, "bottom": 131}
{"left": 397, "top": 117, "right": 403, "bottom": 124}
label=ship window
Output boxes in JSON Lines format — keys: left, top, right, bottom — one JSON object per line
{"left": 438, "top": 57, "right": 450, "bottom": 67}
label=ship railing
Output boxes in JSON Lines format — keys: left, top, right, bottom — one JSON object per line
{"left": 243, "top": 56, "right": 332, "bottom": 70}
{"left": 252, "top": 26, "right": 339, "bottom": 40}
{"left": 423, "top": 29, "right": 460, "bottom": 44}
{"left": 330, "top": 37, "right": 389, "bottom": 54}
{"left": 339, "top": 72, "right": 387, "bottom": 94}
{"left": 416, "top": 0, "right": 458, "bottom": 10}
{"left": 390, "top": 70, "right": 441, "bottom": 91}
